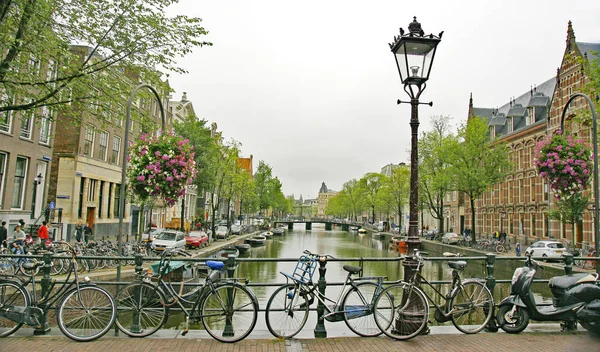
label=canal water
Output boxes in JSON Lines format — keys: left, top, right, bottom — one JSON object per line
{"left": 163, "top": 224, "right": 558, "bottom": 335}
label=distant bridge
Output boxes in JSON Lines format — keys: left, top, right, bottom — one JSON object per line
{"left": 273, "top": 220, "right": 364, "bottom": 231}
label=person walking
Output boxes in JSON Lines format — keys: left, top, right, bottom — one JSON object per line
{"left": 0, "top": 221, "right": 7, "bottom": 248}
{"left": 75, "top": 222, "right": 83, "bottom": 243}
{"left": 38, "top": 221, "right": 49, "bottom": 248}
{"left": 516, "top": 242, "right": 521, "bottom": 257}
{"left": 83, "top": 223, "right": 93, "bottom": 244}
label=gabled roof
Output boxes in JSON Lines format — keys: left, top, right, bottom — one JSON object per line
{"left": 577, "top": 42, "right": 600, "bottom": 60}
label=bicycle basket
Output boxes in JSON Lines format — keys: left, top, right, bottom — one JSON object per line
{"left": 291, "top": 254, "right": 318, "bottom": 284}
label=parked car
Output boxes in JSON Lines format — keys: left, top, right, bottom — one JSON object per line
{"left": 441, "top": 232, "right": 460, "bottom": 245}
{"left": 525, "top": 241, "right": 566, "bottom": 259}
{"left": 215, "top": 225, "right": 229, "bottom": 240}
{"left": 152, "top": 230, "right": 186, "bottom": 252}
{"left": 185, "top": 230, "right": 208, "bottom": 249}
{"left": 230, "top": 223, "right": 242, "bottom": 235}
{"left": 141, "top": 227, "right": 164, "bottom": 243}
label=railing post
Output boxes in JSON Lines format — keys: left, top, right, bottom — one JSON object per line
{"left": 223, "top": 254, "right": 237, "bottom": 338}
{"left": 563, "top": 253, "right": 573, "bottom": 275}
{"left": 134, "top": 253, "right": 144, "bottom": 278}
{"left": 34, "top": 252, "right": 52, "bottom": 335}
{"left": 485, "top": 253, "right": 498, "bottom": 332}
{"left": 314, "top": 256, "right": 328, "bottom": 338}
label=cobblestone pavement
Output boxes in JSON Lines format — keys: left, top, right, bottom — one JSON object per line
{"left": 2, "top": 331, "right": 598, "bottom": 352}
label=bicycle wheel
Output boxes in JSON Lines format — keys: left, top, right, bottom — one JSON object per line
{"left": 495, "top": 245, "right": 505, "bottom": 253}
{"left": 0, "top": 259, "right": 15, "bottom": 276}
{"left": 51, "top": 257, "right": 64, "bottom": 275}
{"left": 373, "top": 282, "right": 429, "bottom": 340}
{"left": 200, "top": 282, "right": 258, "bottom": 343}
{"left": 18, "top": 258, "right": 40, "bottom": 276}
{"left": 265, "top": 283, "right": 310, "bottom": 338}
{"left": 0, "top": 281, "right": 30, "bottom": 337}
{"left": 115, "top": 282, "right": 168, "bottom": 337}
{"left": 342, "top": 281, "right": 392, "bottom": 337}
{"left": 57, "top": 285, "right": 116, "bottom": 342}
{"left": 450, "top": 280, "right": 494, "bottom": 334}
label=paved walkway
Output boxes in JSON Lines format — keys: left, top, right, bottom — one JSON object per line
{"left": 2, "top": 329, "right": 598, "bottom": 352}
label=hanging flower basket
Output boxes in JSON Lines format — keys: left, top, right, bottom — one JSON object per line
{"left": 127, "top": 132, "right": 197, "bottom": 207}
{"left": 533, "top": 130, "right": 593, "bottom": 200}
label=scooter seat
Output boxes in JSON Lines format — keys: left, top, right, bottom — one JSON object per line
{"left": 549, "top": 273, "right": 594, "bottom": 290}
{"left": 448, "top": 261, "right": 467, "bottom": 271}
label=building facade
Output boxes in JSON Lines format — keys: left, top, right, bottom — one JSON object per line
{"left": 464, "top": 22, "right": 599, "bottom": 248}
{"left": 317, "top": 182, "right": 337, "bottom": 217}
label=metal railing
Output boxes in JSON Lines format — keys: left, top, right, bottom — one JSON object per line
{"left": 1, "top": 251, "right": 597, "bottom": 338}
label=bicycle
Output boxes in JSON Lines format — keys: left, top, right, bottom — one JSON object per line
{"left": 0, "top": 240, "right": 40, "bottom": 276}
{"left": 372, "top": 249, "right": 494, "bottom": 340}
{"left": 265, "top": 249, "right": 394, "bottom": 338}
{"left": 0, "top": 241, "right": 116, "bottom": 341}
{"left": 576, "top": 248, "right": 597, "bottom": 270}
{"left": 115, "top": 248, "right": 258, "bottom": 343}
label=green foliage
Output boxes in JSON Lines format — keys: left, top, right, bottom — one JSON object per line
{"left": 0, "top": 0, "right": 211, "bottom": 125}
{"left": 359, "top": 173, "right": 386, "bottom": 222}
{"left": 380, "top": 166, "right": 409, "bottom": 226}
{"left": 253, "top": 160, "right": 285, "bottom": 215}
{"left": 446, "top": 116, "right": 511, "bottom": 241}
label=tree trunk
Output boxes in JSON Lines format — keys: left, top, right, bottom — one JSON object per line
{"left": 470, "top": 197, "right": 477, "bottom": 245}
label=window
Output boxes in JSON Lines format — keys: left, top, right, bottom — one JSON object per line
{"left": 527, "top": 107, "right": 535, "bottom": 125}
{"left": 107, "top": 183, "right": 113, "bottom": 218}
{"left": 111, "top": 136, "right": 121, "bottom": 164}
{"left": 543, "top": 181, "right": 549, "bottom": 202}
{"left": 518, "top": 179, "right": 523, "bottom": 203}
{"left": 98, "top": 131, "right": 108, "bottom": 160}
{"left": 489, "top": 126, "right": 495, "bottom": 139}
{"left": 507, "top": 117, "right": 513, "bottom": 133}
{"left": 20, "top": 104, "right": 34, "bottom": 139}
{"left": 114, "top": 183, "right": 121, "bottom": 218}
{"left": 11, "top": 157, "right": 28, "bottom": 208}
{"left": 78, "top": 177, "right": 85, "bottom": 218}
{"left": 98, "top": 181, "right": 104, "bottom": 218}
{"left": 0, "top": 152, "right": 6, "bottom": 207}
{"left": 39, "top": 107, "right": 52, "bottom": 145}
{"left": 29, "top": 55, "right": 41, "bottom": 76}
{"left": 1, "top": 95, "right": 12, "bottom": 133}
{"left": 530, "top": 178, "right": 535, "bottom": 202}
{"left": 88, "top": 179, "right": 97, "bottom": 202}
{"left": 83, "top": 125, "right": 95, "bottom": 156}
{"left": 46, "top": 60, "right": 57, "bottom": 83}
{"left": 508, "top": 181, "right": 513, "bottom": 203}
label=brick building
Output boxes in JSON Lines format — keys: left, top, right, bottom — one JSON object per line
{"left": 463, "top": 22, "right": 599, "bottom": 248}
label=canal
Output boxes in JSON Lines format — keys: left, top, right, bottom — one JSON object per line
{"left": 163, "top": 224, "right": 558, "bottom": 336}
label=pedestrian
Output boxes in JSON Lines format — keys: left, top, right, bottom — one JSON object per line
{"left": 516, "top": 242, "right": 521, "bottom": 257}
{"left": 38, "top": 221, "right": 49, "bottom": 249}
{"left": 75, "top": 222, "right": 83, "bottom": 242}
{"left": 12, "top": 224, "right": 26, "bottom": 249}
{"left": 83, "top": 223, "right": 93, "bottom": 244}
{"left": 0, "top": 221, "right": 7, "bottom": 248}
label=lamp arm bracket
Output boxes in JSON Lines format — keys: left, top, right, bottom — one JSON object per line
{"left": 397, "top": 99, "right": 433, "bottom": 107}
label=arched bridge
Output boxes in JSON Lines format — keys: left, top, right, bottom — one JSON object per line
{"left": 273, "top": 220, "right": 364, "bottom": 231}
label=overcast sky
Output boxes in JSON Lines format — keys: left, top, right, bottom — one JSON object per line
{"left": 167, "top": 0, "right": 600, "bottom": 200}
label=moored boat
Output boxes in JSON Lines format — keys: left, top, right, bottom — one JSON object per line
{"left": 262, "top": 231, "right": 273, "bottom": 239}
{"left": 357, "top": 228, "right": 367, "bottom": 234}
{"left": 215, "top": 246, "right": 239, "bottom": 259}
{"left": 272, "top": 228, "right": 285, "bottom": 236}
{"left": 390, "top": 236, "right": 408, "bottom": 251}
{"left": 245, "top": 235, "right": 266, "bottom": 247}
{"left": 234, "top": 243, "right": 251, "bottom": 254}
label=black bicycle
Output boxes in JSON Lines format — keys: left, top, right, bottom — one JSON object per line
{"left": 373, "top": 249, "right": 494, "bottom": 340}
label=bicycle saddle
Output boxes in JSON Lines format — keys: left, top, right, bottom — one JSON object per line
{"left": 22, "top": 261, "right": 44, "bottom": 270}
{"left": 206, "top": 260, "right": 225, "bottom": 270}
{"left": 447, "top": 261, "right": 467, "bottom": 271}
{"left": 343, "top": 265, "right": 362, "bottom": 274}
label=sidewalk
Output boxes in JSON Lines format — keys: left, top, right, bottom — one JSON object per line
{"left": 3, "top": 326, "right": 598, "bottom": 352}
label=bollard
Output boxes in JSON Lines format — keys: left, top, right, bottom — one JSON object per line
{"left": 485, "top": 253, "right": 498, "bottom": 332}
{"left": 223, "top": 254, "right": 237, "bottom": 337}
{"left": 563, "top": 253, "right": 573, "bottom": 275}
{"left": 34, "top": 252, "right": 52, "bottom": 334}
{"left": 314, "top": 256, "right": 328, "bottom": 338}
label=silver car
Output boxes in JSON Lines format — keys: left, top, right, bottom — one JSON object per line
{"left": 441, "top": 232, "right": 460, "bottom": 245}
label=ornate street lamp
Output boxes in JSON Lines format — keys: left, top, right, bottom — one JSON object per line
{"left": 389, "top": 17, "right": 442, "bottom": 279}
{"left": 560, "top": 93, "right": 598, "bottom": 273}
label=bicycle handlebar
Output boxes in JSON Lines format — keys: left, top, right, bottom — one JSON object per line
{"left": 303, "top": 249, "right": 335, "bottom": 260}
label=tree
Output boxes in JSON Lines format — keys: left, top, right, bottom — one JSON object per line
{"left": 359, "top": 173, "right": 385, "bottom": 223}
{"left": 446, "top": 116, "right": 511, "bottom": 244}
{"left": 381, "top": 166, "right": 410, "bottom": 230}
{"left": 0, "top": 0, "right": 211, "bottom": 123}
{"left": 419, "top": 115, "right": 455, "bottom": 234}
{"left": 549, "top": 194, "right": 589, "bottom": 248}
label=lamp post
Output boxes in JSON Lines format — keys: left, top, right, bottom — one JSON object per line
{"left": 30, "top": 173, "right": 43, "bottom": 219}
{"left": 390, "top": 16, "right": 442, "bottom": 279}
{"left": 559, "top": 92, "right": 598, "bottom": 273}
{"left": 117, "top": 84, "right": 166, "bottom": 284}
